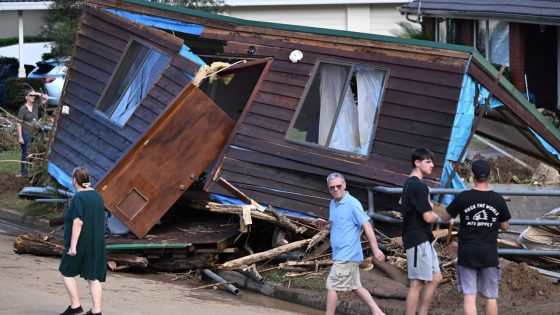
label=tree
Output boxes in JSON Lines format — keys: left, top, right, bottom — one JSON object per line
{"left": 42, "top": 0, "right": 227, "bottom": 58}
{"left": 390, "top": 21, "right": 429, "bottom": 40}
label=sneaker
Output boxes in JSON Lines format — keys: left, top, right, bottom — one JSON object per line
{"left": 85, "top": 311, "right": 102, "bottom": 315}
{"left": 60, "top": 305, "right": 83, "bottom": 315}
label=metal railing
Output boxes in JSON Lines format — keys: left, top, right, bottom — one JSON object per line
{"left": 367, "top": 185, "right": 560, "bottom": 256}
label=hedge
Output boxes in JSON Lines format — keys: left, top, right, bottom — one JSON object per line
{"left": 2, "top": 78, "right": 44, "bottom": 110}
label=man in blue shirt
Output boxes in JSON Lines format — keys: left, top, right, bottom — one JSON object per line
{"left": 314, "top": 172, "right": 386, "bottom": 315}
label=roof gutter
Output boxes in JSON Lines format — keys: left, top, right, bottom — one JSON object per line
{"left": 0, "top": 1, "right": 51, "bottom": 11}
{"left": 399, "top": 8, "right": 560, "bottom": 26}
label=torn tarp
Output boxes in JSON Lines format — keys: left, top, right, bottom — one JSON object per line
{"left": 104, "top": 8, "right": 207, "bottom": 68}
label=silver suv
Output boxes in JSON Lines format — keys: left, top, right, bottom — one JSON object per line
{"left": 28, "top": 57, "right": 69, "bottom": 107}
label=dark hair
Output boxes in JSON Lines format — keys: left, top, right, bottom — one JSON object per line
{"left": 72, "top": 166, "right": 91, "bottom": 188}
{"left": 24, "top": 88, "right": 35, "bottom": 97}
{"left": 411, "top": 147, "right": 435, "bottom": 168}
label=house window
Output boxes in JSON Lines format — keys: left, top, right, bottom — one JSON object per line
{"left": 435, "top": 18, "right": 457, "bottom": 44}
{"left": 476, "top": 20, "right": 509, "bottom": 66}
{"left": 96, "top": 39, "right": 171, "bottom": 127}
{"left": 286, "top": 61, "right": 388, "bottom": 156}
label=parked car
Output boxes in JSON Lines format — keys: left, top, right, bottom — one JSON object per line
{"left": 28, "top": 57, "right": 69, "bottom": 107}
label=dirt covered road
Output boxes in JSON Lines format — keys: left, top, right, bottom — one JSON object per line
{"left": 0, "top": 232, "right": 320, "bottom": 315}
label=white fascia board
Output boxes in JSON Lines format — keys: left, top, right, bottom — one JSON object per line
{"left": 0, "top": 1, "right": 52, "bottom": 11}
{"left": 224, "top": 0, "right": 408, "bottom": 6}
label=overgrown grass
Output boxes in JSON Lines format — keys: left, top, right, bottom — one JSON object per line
{"left": 0, "top": 150, "right": 21, "bottom": 174}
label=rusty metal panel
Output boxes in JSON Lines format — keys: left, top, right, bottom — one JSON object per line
{"left": 98, "top": 85, "right": 235, "bottom": 238}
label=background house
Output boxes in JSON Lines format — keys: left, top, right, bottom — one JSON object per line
{"left": 0, "top": 0, "right": 50, "bottom": 38}
{"left": 400, "top": 0, "right": 560, "bottom": 114}
{"left": 0, "top": 0, "right": 52, "bottom": 76}
{"left": 224, "top": 0, "right": 410, "bottom": 36}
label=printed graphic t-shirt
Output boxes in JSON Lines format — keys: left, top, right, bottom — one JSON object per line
{"left": 446, "top": 189, "right": 511, "bottom": 267}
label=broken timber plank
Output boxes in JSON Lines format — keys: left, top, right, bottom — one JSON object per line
{"left": 217, "top": 177, "right": 263, "bottom": 210}
{"left": 219, "top": 238, "right": 312, "bottom": 270}
{"left": 371, "top": 258, "right": 410, "bottom": 287}
{"left": 215, "top": 177, "right": 307, "bottom": 234}
{"left": 207, "top": 203, "right": 306, "bottom": 234}
{"left": 14, "top": 233, "right": 149, "bottom": 269}
{"left": 306, "top": 230, "right": 329, "bottom": 252}
{"left": 278, "top": 260, "right": 333, "bottom": 270}
{"left": 108, "top": 254, "right": 148, "bottom": 268}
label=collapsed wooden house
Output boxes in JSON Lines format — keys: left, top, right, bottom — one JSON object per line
{"left": 47, "top": 0, "right": 560, "bottom": 239}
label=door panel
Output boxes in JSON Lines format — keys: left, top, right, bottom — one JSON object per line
{"left": 98, "top": 84, "right": 235, "bottom": 238}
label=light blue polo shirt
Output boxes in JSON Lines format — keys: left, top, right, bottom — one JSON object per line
{"left": 329, "top": 192, "right": 370, "bottom": 262}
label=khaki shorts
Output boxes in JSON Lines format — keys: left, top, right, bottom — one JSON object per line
{"left": 326, "top": 261, "right": 361, "bottom": 291}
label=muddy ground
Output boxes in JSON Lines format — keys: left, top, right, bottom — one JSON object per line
{"left": 431, "top": 260, "right": 560, "bottom": 314}
{"left": 0, "top": 233, "right": 321, "bottom": 315}
{"left": 0, "top": 173, "right": 27, "bottom": 196}
{"left": 2, "top": 168, "right": 560, "bottom": 314}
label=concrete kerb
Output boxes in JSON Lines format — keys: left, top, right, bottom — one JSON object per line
{"left": 217, "top": 270, "right": 405, "bottom": 315}
{"left": 0, "top": 206, "right": 51, "bottom": 233}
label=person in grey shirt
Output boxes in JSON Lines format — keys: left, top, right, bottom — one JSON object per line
{"left": 17, "top": 89, "right": 47, "bottom": 177}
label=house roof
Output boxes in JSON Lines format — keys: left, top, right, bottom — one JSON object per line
{"left": 0, "top": 0, "right": 51, "bottom": 10}
{"left": 399, "top": 0, "right": 560, "bottom": 25}
{"left": 118, "top": 0, "right": 471, "bottom": 53}
{"left": 113, "top": 0, "right": 560, "bottom": 149}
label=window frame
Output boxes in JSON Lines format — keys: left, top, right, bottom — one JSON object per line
{"left": 94, "top": 38, "right": 170, "bottom": 128}
{"left": 285, "top": 59, "right": 389, "bottom": 157}
{"left": 474, "top": 19, "right": 509, "bottom": 66}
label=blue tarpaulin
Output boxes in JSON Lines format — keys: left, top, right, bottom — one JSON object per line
{"left": 438, "top": 71, "right": 504, "bottom": 204}
{"left": 530, "top": 128, "right": 560, "bottom": 161}
{"left": 104, "top": 8, "right": 207, "bottom": 68}
{"left": 48, "top": 162, "right": 75, "bottom": 192}
{"left": 104, "top": 8, "right": 204, "bottom": 35}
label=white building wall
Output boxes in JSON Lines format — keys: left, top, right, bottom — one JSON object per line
{"left": 224, "top": 2, "right": 409, "bottom": 36}
{"left": 226, "top": 5, "right": 348, "bottom": 31}
{"left": 369, "top": 4, "right": 408, "bottom": 36}
{"left": 0, "top": 10, "right": 48, "bottom": 38}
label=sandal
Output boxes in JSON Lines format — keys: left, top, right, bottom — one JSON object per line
{"left": 60, "top": 305, "right": 83, "bottom": 315}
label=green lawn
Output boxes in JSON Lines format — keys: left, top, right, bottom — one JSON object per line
{"left": 0, "top": 149, "right": 60, "bottom": 217}
{"left": 0, "top": 150, "right": 21, "bottom": 174}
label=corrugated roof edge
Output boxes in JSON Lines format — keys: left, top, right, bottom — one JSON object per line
{"left": 472, "top": 50, "right": 560, "bottom": 142}
{"left": 119, "top": 0, "right": 473, "bottom": 53}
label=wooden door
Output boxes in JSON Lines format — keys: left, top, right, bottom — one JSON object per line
{"left": 98, "top": 84, "right": 235, "bottom": 238}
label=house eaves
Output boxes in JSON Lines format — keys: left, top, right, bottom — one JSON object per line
{"left": 399, "top": 0, "right": 560, "bottom": 26}
{"left": 0, "top": 1, "right": 51, "bottom": 11}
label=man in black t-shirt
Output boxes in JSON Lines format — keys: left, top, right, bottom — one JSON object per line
{"left": 443, "top": 160, "right": 511, "bottom": 315}
{"left": 401, "top": 148, "right": 442, "bottom": 315}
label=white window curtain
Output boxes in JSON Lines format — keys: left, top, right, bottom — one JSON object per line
{"left": 489, "top": 21, "right": 509, "bottom": 66}
{"left": 315, "top": 63, "right": 386, "bottom": 155}
{"left": 318, "top": 64, "right": 348, "bottom": 146}
{"left": 110, "top": 51, "right": 169, "bottom": 126}
{"left": 355, "top": 69, "right": 385, "bottom": 155}
{"left": 329, "top": 84, "right": 359, "bottom": 152}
